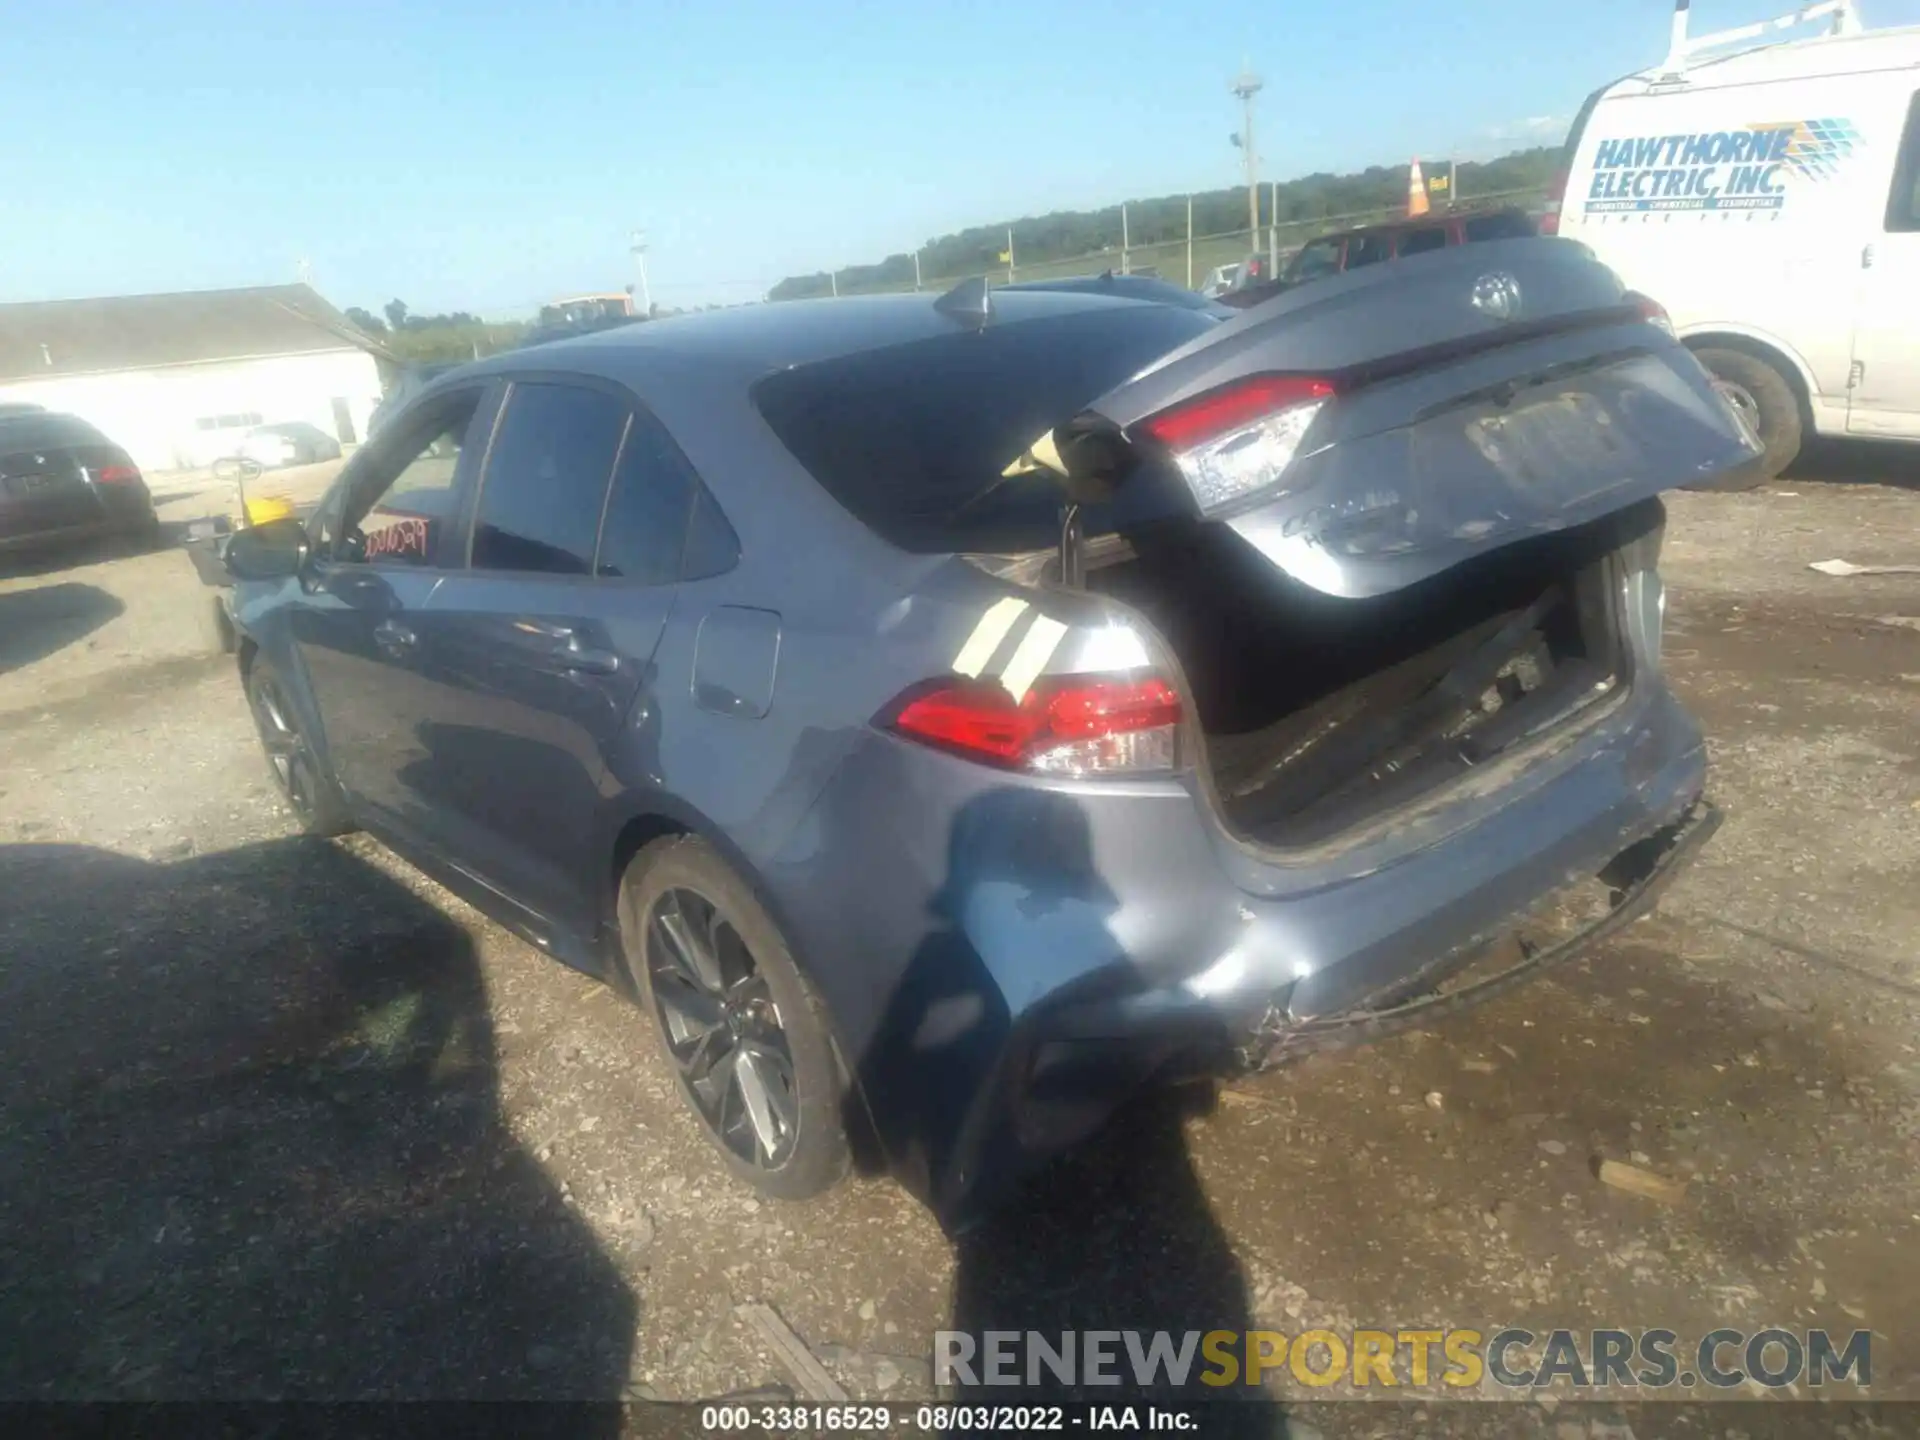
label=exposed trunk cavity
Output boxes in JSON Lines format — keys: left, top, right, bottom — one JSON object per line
{"left": 1083, "top": 505, "right": 1659, "bottom": 849}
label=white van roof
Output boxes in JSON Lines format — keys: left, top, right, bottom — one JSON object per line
{"left": 1617, "top": 2, "right": 1920, "bottom": 95}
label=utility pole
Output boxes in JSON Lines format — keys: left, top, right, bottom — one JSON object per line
{"left": 1186, "top": 196, "right": 1194, "bottom": 290}
{"left": 628, "top": 229, "right": 652, "bottom": 317}
{"left": 1121, "top": 203, "right": 1130, "bottom": 276}
{"left": 913, "top": 249, "right": 922, "bottom": 291}
{"left": 1006, "top": 228, "right": 1015, "bottom": 284}
{"left": 830, "top": 269, "right": 839, "bottom": 299}
{"left": 1231, "top": 67, "right": 1263, "bottom": 253}
{"left": 1269, "top": 179, "right": 1279, "bottom": 274}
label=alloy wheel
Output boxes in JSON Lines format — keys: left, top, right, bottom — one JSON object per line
{"left": 645, "top": 887, "right": 799, "bottom": 1170}
{"left": 1713, "top": 379, "right": 1763, "bottom": 445}
{"left": 249, "top": 672, "right": 316, "bottom": 820}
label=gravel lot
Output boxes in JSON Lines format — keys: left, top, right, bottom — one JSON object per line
{"left": 2, "top": 458, "right": 1917, "bottom": 1425}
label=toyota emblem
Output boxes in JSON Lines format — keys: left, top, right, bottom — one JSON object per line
{"left": 1470, "top": 272, "right": 1523, "bottom": 323}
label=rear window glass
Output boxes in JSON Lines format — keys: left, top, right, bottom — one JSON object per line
{"left": 753, "top": 306, "right": 1212, "bottom": 553}
{"left": 1464, "top": 211, "right": 1538, "bottom": 242}
{"left": 0, "top": 414, "right": 111, "bottom": 451}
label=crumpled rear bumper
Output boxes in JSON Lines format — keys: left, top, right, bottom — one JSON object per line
{"left": 775, "top": 680, "right": 1714, "bottom": 1234}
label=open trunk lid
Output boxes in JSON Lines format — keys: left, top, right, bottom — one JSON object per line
{"left": 1051, "top": 236, "right": 1761, "bottom": 599}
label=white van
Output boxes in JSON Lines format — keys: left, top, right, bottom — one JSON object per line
{"left": 1549, "top": 0, "right": 1920, "bottom": 485}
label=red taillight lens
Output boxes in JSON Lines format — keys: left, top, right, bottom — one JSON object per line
{"left": 1136, "top": 375, "right": 1335, "bottom": 516}
{"left": 95, "top": 464, "right": 142, "bottom": 485}
{"left": 1539, "top": 168, "right": 1568, "bottom": 235}
{"left": 889, "top": 673, "right": 1181, "bottom": 775}
{"left": 1140, "top": 375, "right": 1334, "bottom": 450}
{"left": 1627, "top": 291, "right": 1674, "bottom": 336}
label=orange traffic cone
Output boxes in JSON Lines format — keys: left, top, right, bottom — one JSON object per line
{"left": 1407, "top": 158, "right": 1430, "bottom": 217}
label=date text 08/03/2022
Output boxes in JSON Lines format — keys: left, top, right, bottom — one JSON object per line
{"left": 699, "top": 1405, "right": 1193, "bottom": 1432}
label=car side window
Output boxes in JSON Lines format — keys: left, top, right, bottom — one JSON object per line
{"left": 328, "top": 390, "right": 482, "bottom": 568}
{"left": 594, "top": 407, "right": 695, "bottom": 584}
{"left": 471, "top": 381, "right": 629, "bottom": 576}
{"left": 1289, "top": 238, "right": 1342, "bottom": 282}
{"left": 1399, "top": 226, "right": 1448, "bottom": 257}
{"left": 1347, "top": 233, "right": 1392, "bottom": 269}
{"left": 681, "top": 485, "right": 742, "bottom": 581}
{"left": 1888, "top": 90, "right": 1920, "bottom": 232}
{"left": 1464, "top": 211, "right": 1538, "bottom": 242}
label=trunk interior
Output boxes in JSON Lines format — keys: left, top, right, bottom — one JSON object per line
{"left": 1082, "top": 507, "right": 1651, "bottom": 849}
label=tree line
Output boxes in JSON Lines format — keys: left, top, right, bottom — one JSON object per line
{"left": 769, "top": 146, "right": 1560, "bottom": 301}
{"left": 344, "top": 301, "right": 530, "bottom": 365}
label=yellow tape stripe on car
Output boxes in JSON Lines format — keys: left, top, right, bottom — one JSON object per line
{"left": 952, "top": 597, "right": 1030, "bottom": 678}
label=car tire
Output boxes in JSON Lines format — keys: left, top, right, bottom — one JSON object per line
{"left": 618, "top": 836, "right": 850, "bottom": 1201}
{"left": 243, "top": 656, "right": 354, "bottom": 837}
{"left": 1690, "top": 346, "right": 1803, "bottom": 490}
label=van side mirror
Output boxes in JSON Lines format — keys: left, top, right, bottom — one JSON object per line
{"left": 224, "top": 517, "right": 309, "bottom": 582}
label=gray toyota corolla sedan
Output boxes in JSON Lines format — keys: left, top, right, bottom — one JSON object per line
{"left": 224, "top": 238, "right": 1758, "bottom": 1228}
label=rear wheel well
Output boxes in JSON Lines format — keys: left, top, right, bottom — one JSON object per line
{"left": 610, "top": 813, "right": 692, "bottom": 907}
{"left": 1683, "top": 332, "right": 1814, "bottom": 429}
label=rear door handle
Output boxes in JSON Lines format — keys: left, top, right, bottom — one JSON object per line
{"left": 560, "top": 639, "right": 621, "bottom": 675}
{"left": 514, "top": 619, "right": 621, "bottom": 675}
{"left": 374, "top": 619, "right": 417, "bottom": 656}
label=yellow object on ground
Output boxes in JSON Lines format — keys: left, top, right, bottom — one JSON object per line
{"left": 242, "top": 493, "right": 295, "bottom": 527}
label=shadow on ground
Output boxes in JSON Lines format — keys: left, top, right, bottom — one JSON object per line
{"left": 0, "top": 582, "right": 125, "bottom": 676}
{"left": 1786, "top": 438, "right": 1920, "bottom": 491}
{"left": 951, "top": 1087, "right": 1278, "bottom": 1433}
{"left": 0, "top": 838, "right": 635, "bottom": 1407}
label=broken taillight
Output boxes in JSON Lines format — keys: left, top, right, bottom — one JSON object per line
{"left": 1137, "top": 374, "right": 1335, "bottom": 515}
{"left": 887, "top": 673, "right": 1181, "bottom": 776}
{"left": 1626, "top": 291, "right": 1675, "bottom": 337}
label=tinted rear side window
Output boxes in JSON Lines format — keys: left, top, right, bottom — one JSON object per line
{"left": 753, "top": 306, "right": 1212, "bottom": 553}
{"left": 595, "top": 407, "right": 695, "bottom": 584}
{"left": 1464, "top": 211, "right": 1538, "bottom": 242}
{"left": 472, "top": 381, "right": 629, "bottom": 575}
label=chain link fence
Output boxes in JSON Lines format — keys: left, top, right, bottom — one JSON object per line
{"left": 812, "top": 186, "right": 1547, "bottom": 299}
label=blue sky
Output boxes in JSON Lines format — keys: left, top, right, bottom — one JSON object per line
{"left": 3, "top": 0, "right": 1915, "bottom": 314}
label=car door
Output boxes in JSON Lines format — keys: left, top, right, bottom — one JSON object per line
{"left": 1848, "top": 89, "right": 1920, "bottom": 439}
{"left": 409, "top": 377, "right": 697, "bottom": 943}
{"left": 289, "top": 383, "right": 496, "bottom": 840}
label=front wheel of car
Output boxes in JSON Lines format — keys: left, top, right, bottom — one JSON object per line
{"left": 619, "top": 837, "right": 850, "bottom": 1201}
{"left": 244, "top": 657, "right": 354, "bottom": 836}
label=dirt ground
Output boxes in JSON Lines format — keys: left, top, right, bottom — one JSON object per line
{"left": 2, "top": 451, "right": 1916, "bottom": 1429}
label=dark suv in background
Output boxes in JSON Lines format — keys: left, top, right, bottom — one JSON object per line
{"left": 1223, "top": 205, "right": 1539, "bottom": 308}
{"left": 0, "top": 411, "right": 155, "bottom": 557}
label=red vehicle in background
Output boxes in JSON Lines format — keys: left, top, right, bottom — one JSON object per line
{"left": 1221, "top": 205, "right": 1540, "bottom": 308}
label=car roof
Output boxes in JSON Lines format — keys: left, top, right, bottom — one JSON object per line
{"left": 1612, "top": 22, "right": 1920, "bottom": 93}
{"left": 1304, "top": 205, "right": 1531, "bottom": 245}
{"left": 458, "top": 287, "right": 1174, "bottom": 388}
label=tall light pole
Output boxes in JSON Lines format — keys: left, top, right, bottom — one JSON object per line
{"left": 1231, "top": 68, "right": 1263, "bottom": 251}
{"left": 628, "top": 229, "right": 652, "bottom": 317}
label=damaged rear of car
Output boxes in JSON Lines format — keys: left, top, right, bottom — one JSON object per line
{"left": 758, "top": 239, "right": 1757, "bottom": 1228}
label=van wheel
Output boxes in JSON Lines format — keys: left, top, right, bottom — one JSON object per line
{"left": 618, "top": 837, "right": 850, "bottom": 1201}
{"left": 1691, "top": 347, "right": 1802, "bottom": 489}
